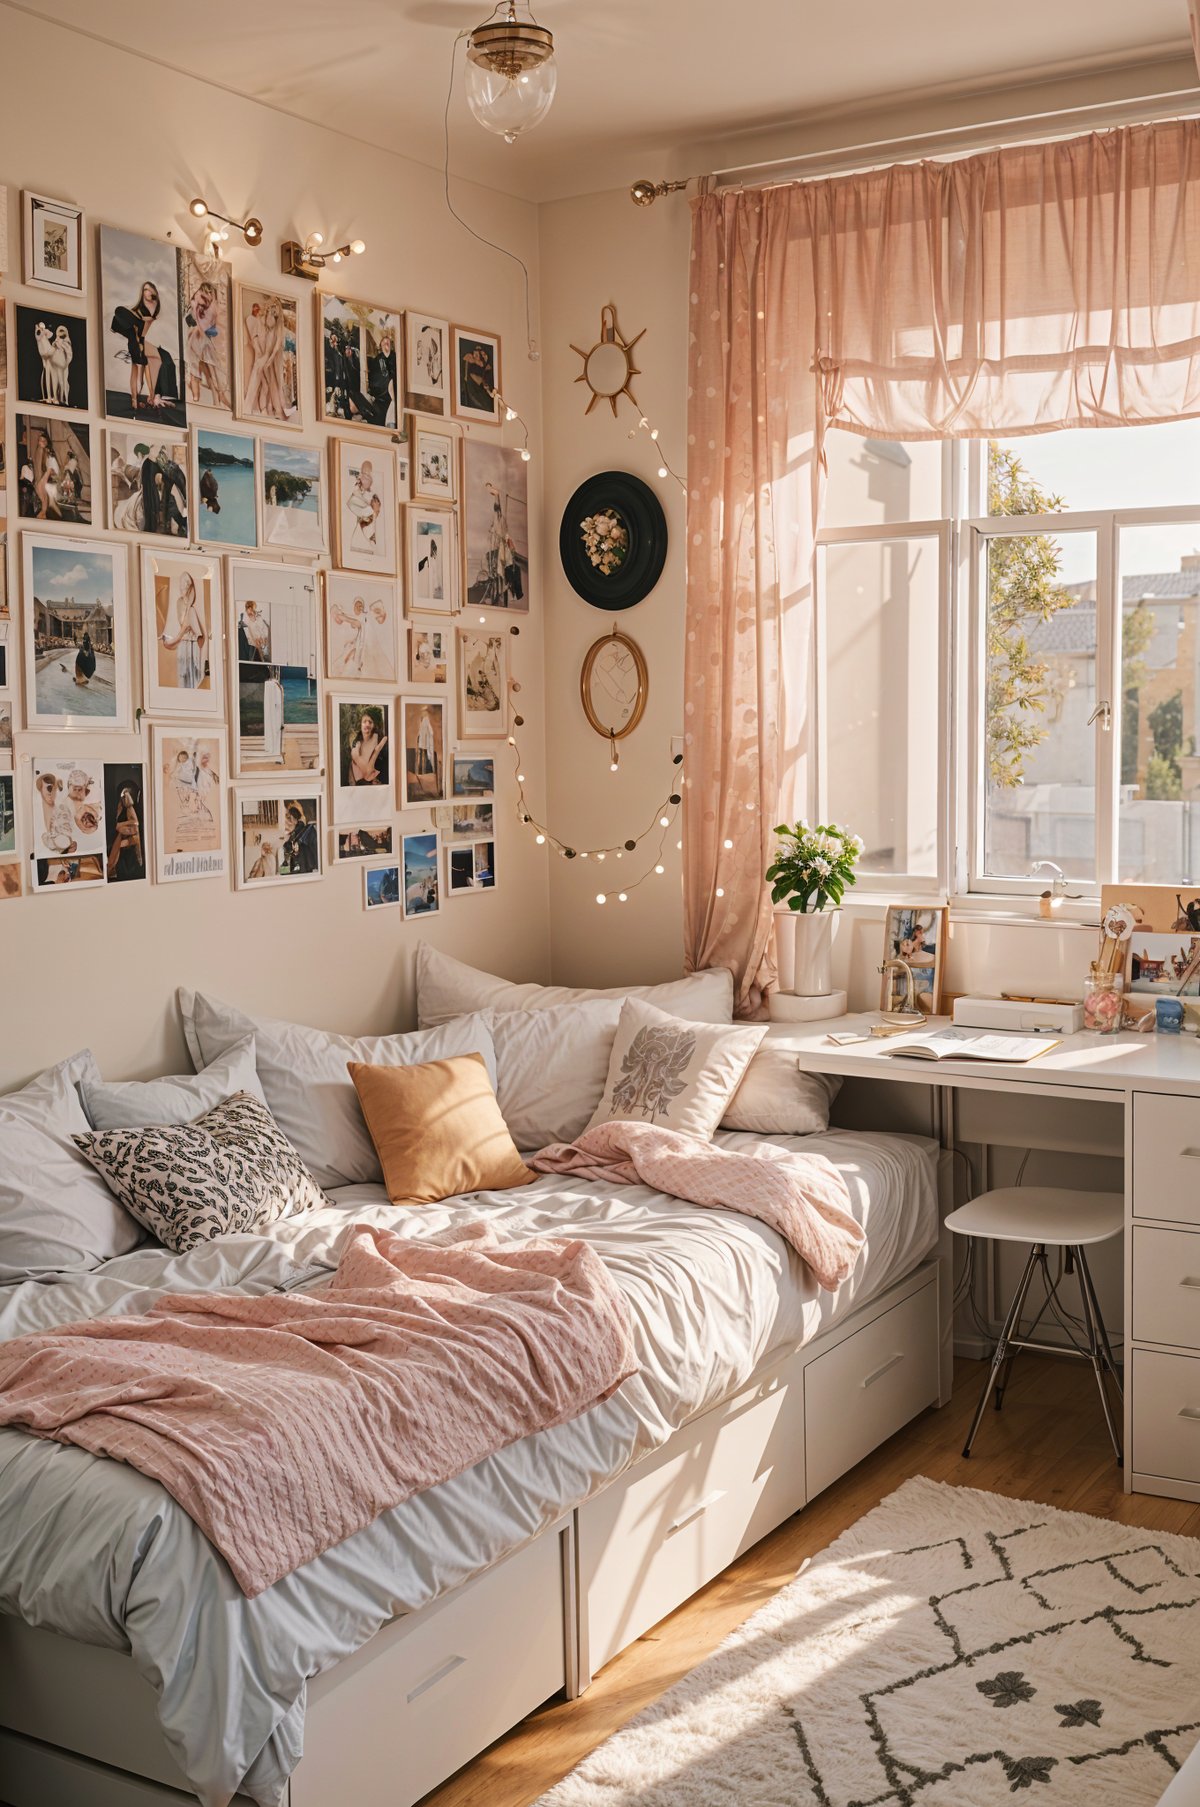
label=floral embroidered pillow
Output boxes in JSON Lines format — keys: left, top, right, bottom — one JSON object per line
{"left": 73, "top": 1091, "right": 329, "bottom": 1254}
{"left": 584, "top": 998, "right": 766, "bottom": 1142}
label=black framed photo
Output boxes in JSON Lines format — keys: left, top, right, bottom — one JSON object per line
{"left": 559, "top": 470, "right": 667, "bottom": 610}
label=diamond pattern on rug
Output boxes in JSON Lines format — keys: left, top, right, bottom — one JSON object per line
{"left": 537, "top": 1477, "right": 1200, "bottom": 1807}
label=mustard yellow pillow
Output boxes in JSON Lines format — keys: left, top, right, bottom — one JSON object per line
{"left": 348, "top": 1052, "right": 534, "bottom": 1205}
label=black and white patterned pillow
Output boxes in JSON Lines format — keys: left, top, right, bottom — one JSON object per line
{"left": 73, "top": 1091, "right": 329, "bottom": 1254}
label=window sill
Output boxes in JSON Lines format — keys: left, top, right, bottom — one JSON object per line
{"left": 838, "top": 894, "right": 1101, "bottom": 929}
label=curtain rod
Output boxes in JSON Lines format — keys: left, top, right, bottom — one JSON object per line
{"left": 630, "top": 84, "right": 1200, "bottom": 205}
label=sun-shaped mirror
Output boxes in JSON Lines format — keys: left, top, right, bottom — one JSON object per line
{"left": 570, "top": 304, "right": 645, "bottom": 417}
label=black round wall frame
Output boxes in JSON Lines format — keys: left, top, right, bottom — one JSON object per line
{"left": 559, "top": 470, "right": 668, "bottom": 610}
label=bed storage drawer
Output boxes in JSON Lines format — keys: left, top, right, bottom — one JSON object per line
{"left": 1133, "top": 1093, "right": 1200, "bottom": 1224}
{"left": 577, "top": 1361, "right": 807, "bottom": 1677}
{"left": 1131, "top": 1349, "right": 1200, "bottom": 1487}
{"left": 1132, "top": 1225, "right": 1200, "bottom": 1350}
{"left": 803, "top": 1280, "right": 939, "bottom": 1500}
{"left": 291, "top": 1521, "right": 568, "bottom": 1807}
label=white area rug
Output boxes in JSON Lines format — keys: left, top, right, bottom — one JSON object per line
{"left": 539, "top": 1477, "right": 1200, "bottom": 1806}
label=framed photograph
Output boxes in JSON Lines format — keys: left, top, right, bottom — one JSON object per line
{"left": 0, "top": 771, "right": 15, "bottom": 860}
{"left": 22, "top": 533, "right": 131, "bottom": 732}
{"left": 236, "top": 791, "right": 323, "bottom": 888}
{"left": 108, "top": 428, "right": 189, "bottom": 536}
{"left": 435, "top": 801, "right": 494, "bottom": 839}
{"left": 259, "top": 439, "right": 326, "bottom": 553}
{"left": 406, "top": 506, "right": 456, "bottom": 615}
{"left": 23, "top": 194, "right": 85, "bottom": 296}
{"left": 880, "top": 906, "right": 946, "bottom": 1017}
{"left": 401, "top": 695, "right": 446, "bottom": 805}
{"left": 412, "top": 422, "right": 456, "bottom": 503}
{"left": 0, "top": 865, "right": 21, "bottom": 902}
{"left": 447, "top": 838, "right": 495, "bottom": 895}
{"left": 408, "top": 625, "right": 448, "bottom": 685}
{"left": 13, "top": 302, "right": 89, "bottom": 413}
{"left": 324, "top": 573, "right": 398, "bottom": 684}
{"left": 402, "top": 830, "right": 440, "bottom": 919}
{"left": 140, "top": 547, "right": 223, "bottom": 717}
{"left": 405, "top": 312, "right": 449, "bottom": 416}
{"left": 452, "top": 751, "right": 495, "bottom": 799}
{"left": 0, "top": 625, "right": 10, "bottom": 696}
{"left": 451, "top": 324, "right": 501, "bottom": 424}
{"left": 0, "top": 700, "right": 12, "bottom": 755}
{"left": 461, "top": 437, "right": 529, "bottom": 612}
{"left": 98, "top": 225, "right": 186, "bottom": 427}
{"left": 228, "top": 558, "right": 322, "bottom": 775}
{"left": 1098, "top": 885, "right": 1200, "bottom": 995}
{"left": 330, "top": 694, "right": 393, "bottom": 825}
{"left": 29, "top": 755, "right": 107, "bottom": 893}
{"left": 180, "top": 249, "right": 232, "bottom": 412}
{"left": 152, "top": 728, "right": 228, "bottom": 883}
{"left": 194, "top": 428, "right": 258, "bottom": 549}
{"left": 102, "top": 761, "right": 147, "bottom": 884}
{"left": 396, "top": 424, "right": 411, "bottom": 502}
{"left": 456, "top": 627, "right": 506, "bottom": 742}
{"left": 363, "top": 864, "right": 401, "bottom": 910}
{"left": 331, "top": 438, "right": 397, "bottom": 574}
{"left": 233, "top": 284, "right": 301, "bottom": 428}
{"left": 15, "top": 414, "right": 91, "bottom": 524}
{"left": 318, "top": 293, "right": 400, "bottom": 432}
{"left": 336, "top": 824, "right": 393, "bottom": 862}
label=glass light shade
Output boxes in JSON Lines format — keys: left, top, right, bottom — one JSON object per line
{"left": 465, "top": 51, "right": 557, "bottom": 143}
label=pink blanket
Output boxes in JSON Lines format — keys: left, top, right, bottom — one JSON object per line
{"left": 0, "top": 1221, "right": 636, "bottom": 1597}
{"left": 531, "top": 1121, "right": 865, "bottom": 1292}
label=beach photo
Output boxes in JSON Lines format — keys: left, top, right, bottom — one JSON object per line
{"left": 332, "top": 438, "right": 397, "bottom": 574}
{"left": 22, "top": 534, "right": 131, "bottom": 731}
{"left": 407, "top": 507, "right": 454, "bottom": 614}
{"left": 102, "top": 761, "right": 146, "bottom": 884}
{"left": 401, "top": 696, "right": 446, "bottom": 804}
{"left": 16, "top": 414, "right": 91, "bottom": 523}
{"left": 141, "top": 548, "right": 222, "bottom": 717}
{"left": 331, "top": 695, "right": 392, "bottom": 825}
{"left": 336, "top": 826, "right": 394, "bottom": 861}
{"left": 363, "top": 864, "right": 401, "bottom": 909}
{"left": 452, "top": 752, "right": 495, "bottom": 799}
{"left": 402, "top": 830, "right": 440, "bottom": 918}
{"left": 260, "top": 439, "right": 326, "bottom": 553}
{"left": 456, "top": 627, "right": 506, "bottom": 741}
{"left": 153, "top": 729, "right": 227, "bottom": 883}
{"left": 230, "top": 560, "right": 322, "bottom": 775}
{"left": 408, "top": 626, "right": 448, "bottom": 684}
{"left": 108, "top": 429, "right": 188, "bottom": 536}
{"left": 13, "top": 303, "right": 89, "bottom": 414}
{"left": 194, "top": 429, "right": 258, "bottom": 548}
{"left": 462, "top": 438, "right": 528, "bottom": 612}
{"left": 181, "top": 249, "right": 231, "bottom": 411}
{"left": 233, "top": 285, "right": 300, "bottom": 428}
{"left": 324, "top": 573, "right": 398, "bottom": 683}
{"left": 405, "top": 312, "right": 448, "bottom": 415}
{"left": 319, "top": 293, "right": 399, "bottom": 431}
{"left": 98, "top": 226, "right": 186, "bottom": 427}
{"left": 237, "top": 793, "right": 322, "bottom": 889}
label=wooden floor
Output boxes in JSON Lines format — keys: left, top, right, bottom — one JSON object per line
{"left": 423, "top": 1353, "right": 1200, "bottom": 1807}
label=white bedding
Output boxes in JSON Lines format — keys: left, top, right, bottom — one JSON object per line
{"left": 0, "top": 1128, "right": 938, "bottom": 1807}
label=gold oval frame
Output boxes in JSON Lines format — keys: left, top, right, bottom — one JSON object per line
{"left": 580, "top": 631, "right": 648, "bottom": 740}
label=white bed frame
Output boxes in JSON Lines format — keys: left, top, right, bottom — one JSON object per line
{"left": 0, "top": 1167, "right": 953, "bottom": 1807}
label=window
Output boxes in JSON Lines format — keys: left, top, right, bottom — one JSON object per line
{"left": 813, "top": 420, "right": 1200, "bottom": 905}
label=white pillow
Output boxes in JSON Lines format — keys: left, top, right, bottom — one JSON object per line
{"left": 0, "top": 1052, "right": 144, "bottom": 1282}
{"left": 721, "top": 1039, "right": 842, "bottom": 1136}
{"left": 586, "top": 998, "right": 767, "bottom": 1142}
{"left": 178, "top": 990, "right": 498, "bottom": 1191}
{"left": 492, "top": 999, "right": 623, "bottom": 1151}
{"left": 415, "top": 943, "right": 734, "bottom": 1029}
{"left": 81, "top": 1036, "right": 267, "bottom": 1130}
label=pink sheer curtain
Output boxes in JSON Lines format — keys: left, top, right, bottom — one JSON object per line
{"left": 685, "top": 118, "right": 1200, "bottom": 1015}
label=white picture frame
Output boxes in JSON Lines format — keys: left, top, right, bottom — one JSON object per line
{"left": 412, "top": 421, "right": 456, "bottom": 504}
{"left": 227, "top": 557, "right": 323, "bottom": 777}
{"left": 363, "top": 863, "right": 402, "bottom": 909}
{"left": 404, "top": 311, "right": 449, "bottom": 416}
{"left": 446, "top": 837, "right": 495, "bottom": 895}
{"left": 401, "top": 829, "right": 440, "bottom": 919}
{"left": 21, "top": 532, "right": 132, "bottom": 732}
{"left": 329, "top": 692, "right": 394, "bottom": 826}
{"left": 28, "top": 753, "right": 108, "bottom": 892}
{"left": 405, "top": 506, "right": 456, "bottom": 617}
{"left": 140, "top": 546, "right": 224, "bottom": 719}
{"left": 23, "top": 193, "right": 85, "bottom": 297}
{"left": 151, "top": 727, "right": 229, "bottom": 883}
{"left": 331, "top": 437, "right": 398, "bottom": 575}
{"left": 451, "top": 751, "right": 495, "bottom": 800}
{"left": 335, "top": 824, "right": 394, "bottom": 862}
{"left": 235, "top": 789, "right": 324, "bottom": 889}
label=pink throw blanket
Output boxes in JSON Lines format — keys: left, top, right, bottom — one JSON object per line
{"left": 0, "top": 1221, "right": 636, "bottom": 1597}
{"left": 531, "top": 1121, "right": 865, "bottom": 1292}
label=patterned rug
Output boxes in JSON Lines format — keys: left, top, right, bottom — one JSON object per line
{"left": 538, "top": 1477, "right": 1200, "bottom": 1806}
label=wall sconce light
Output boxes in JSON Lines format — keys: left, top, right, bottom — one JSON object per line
{"left": 280, "top": 233, "right": 367, "bottom": 282}
{"left": 188, "top": 198, "right": 264, "bottom": 255}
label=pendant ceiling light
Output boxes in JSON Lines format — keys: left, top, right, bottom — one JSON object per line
{"left": 465, "top": 1, "right": 557, "bottom": 144}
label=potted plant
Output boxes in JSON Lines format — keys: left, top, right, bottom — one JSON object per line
{"left": 766, "top": 819, "right": 864, "bottom": 995}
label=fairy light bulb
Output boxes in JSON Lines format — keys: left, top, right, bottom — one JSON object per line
{"left": 535, "top": 833, "right": 545, "bottom": 845}
{"left": 716, "top": 887, "right": 725, "bottom": 897}
{"left": 655, "top": 864, "right": 665, "bottom": 874}
{"left": 618, "top": 892, "right": 628, "bottom": 903}
{"left": 650, "top": 429, "right": 659, "bottom": 441}
{"left": 596, "top": 893, "right": 606, "bottom": 905}
{"left": 505, "top": 407, "right": 517, "bottom": 422}
{"left": 350, "top": 239, "right": 366, "bottom": 256}
{"left": 659, "top": 815, "right": 670, "bottom": 828}
{"left": 657, "top": 466, "right": 668, "bottom": 478}
{"left": 723, "top": 838, "right": 733, "bottom": 849}
{"left": 520, "top": 448, "right": 531, "bottom": 462}
{"left": 516, "top": 771, "right": 525, "bottom": 782}
{"left": 596, "top": 851, "right": 605, "bottom": 861}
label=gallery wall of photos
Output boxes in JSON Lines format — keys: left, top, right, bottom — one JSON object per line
{"left": 0, "top": 190, "right": 532, "bottom": 915}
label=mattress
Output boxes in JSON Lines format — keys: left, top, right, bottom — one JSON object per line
{"left": 0, "top": 1128, "right": 938, "bottom": 1807}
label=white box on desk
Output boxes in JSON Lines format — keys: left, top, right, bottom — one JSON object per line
{"left": 952, "top": 996, "right": 1084, "bottom": 1034}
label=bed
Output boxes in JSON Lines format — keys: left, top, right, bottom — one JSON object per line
{"left": 0, "top": 1125, "right": 942, "bottom": 1807}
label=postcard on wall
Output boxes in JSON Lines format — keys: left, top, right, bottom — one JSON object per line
{"left": 180, "top": 248, "right": 232, "bottom": 412}
{"left": 152, "top": 728, "right": 228, "bottom": 883}
{"left": 405, "top": 312, "right": 449, "bottom": 416}
{"left": 330, "top": 694, "right": 393, "bottom": 826}
{"left": 98, "top": 225, "right": 187, "bottom": 428}
{"left": 21, "top": 533, "right": 131, "bottom": 732}
{"left": 16, "top": 413, "right": 91, "bottom": 524}
{"left": 452, "top": 751, "right": 495, "bottom": 799}
{"left": 406, "top": 506, "right": 455, "bottom": 616}
{"left": 108, "top": 428, "right": 189, "bottom": 536}
{"left": 193, "top": 428, "right": 258, "bottom": 548}
{"left": 259, "top": 439, "right": 326, "bottom": 553}
{"left": 102, "top": 761, "right": 147, "bottom": 884}
{"left": 140, "top": 547, "right": 223, "bottom": 718}
{"left": 23, "top": 193, "right": 86, "bottom": 297}
{"left": 461, "top": 437, "right": 528, "bottom": 612}
{"left": 451, "top": 324, "right": 501, "bottom": 425}
{"left": 29, "top": 754, "right": 107, "bottom": 892}
{"left": 331, "top": 437, "right": 397, "bottom": 574}
{"left": 233, "top": 284, "right": 301, "bottom": 428}
{"left": 447, "top": 838, "right": 495, "bottom": 895}
{"left": 236, "top": 791, "right": 323, "bottom": 889}
{"left": 402, "top": 830, "right": 440, "bottom": 919}
{"left": 229, "top": 559, "right": 322, "bottom": 776}
{"left": 324, "top": 572, "right": 398, "bottom": 684}
{"left": 433, "top": 801, "right": 494, "bottom": 838}
{"left": 408, "top": 625, "right": 448, "bottom": 685}
{"left": 401, "top": 695, "right": 446, "bottom": 805}
{"left": 455, "top": 627, "right": 506, "bottom": 742}
{"left": 13, "top": 302, "right": 89, "bottom": 414}
{"left": 318, "top": 293, "right": 400, "bottom": 432}
{"left": 364, "top": 864, "right": 401, "bottom": 909}
{"left": 336, "top": 824, "right": 394, "bottom": 862}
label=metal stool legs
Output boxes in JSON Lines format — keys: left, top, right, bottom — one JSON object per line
{"left": 1075, "top": 1246, "right": 1123, "bottom": 1465}
{"left": 962, "top": 1243, "right": 1043, "bottom": 1459}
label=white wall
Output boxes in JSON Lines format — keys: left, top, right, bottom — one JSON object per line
{"left": 0, "top": 8, "right": 549, "bottom": 1089}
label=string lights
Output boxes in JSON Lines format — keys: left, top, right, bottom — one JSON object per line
{"left": 627, "top": 415, "right": 686, "bottom": 494}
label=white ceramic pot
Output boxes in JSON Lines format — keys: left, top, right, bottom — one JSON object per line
{"left": 784, "top": 905, "right": 840, "bottom": 997}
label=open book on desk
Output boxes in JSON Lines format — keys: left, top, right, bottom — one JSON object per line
{"left": 880, "top": 1027, "right": 1058, "bottom": 1063}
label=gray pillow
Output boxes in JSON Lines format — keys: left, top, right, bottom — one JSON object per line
{"left": 80, "top": 1036, "right": 267, "bottom": 1130}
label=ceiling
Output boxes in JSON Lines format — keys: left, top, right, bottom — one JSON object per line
{"left": 7, "top": 0, "right": 1196, "bottom": 202}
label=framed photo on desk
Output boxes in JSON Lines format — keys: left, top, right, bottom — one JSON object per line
{"left": 881, "top": 905, "right": 946, "bottom": 1017}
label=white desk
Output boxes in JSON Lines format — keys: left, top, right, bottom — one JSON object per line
{"left": 767, "top": 1014, "right": 1200, "bottom": 1505}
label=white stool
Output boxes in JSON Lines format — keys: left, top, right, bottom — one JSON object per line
{"left": 945, "top": 1187, "right": 1123, "bottom": 1465}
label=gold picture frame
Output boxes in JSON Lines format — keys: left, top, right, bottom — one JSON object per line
{"left": 580, "top": 630, "right": 648, "bottom": 741}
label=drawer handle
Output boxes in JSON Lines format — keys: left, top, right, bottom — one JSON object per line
{"left": 1181, "top": 1149, "right": 1200, "bottom": 1160}
{"left": 406, "top": 1654, "right": 466, "bottom": 1705}
{"left": 667, "top": 1490, "right": 727, "bottom": 1536}
{"left": 1179, "top": 1407, "right": 1200, "bottom": 1423}
{"left": 1181, "top": 1278, "right": 1200, "bottom": 1291}
{"left": 862, "top": 1353, "right": 906, "bottom": 1390}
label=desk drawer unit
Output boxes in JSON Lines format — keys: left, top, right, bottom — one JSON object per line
{"left": 1131, "top": 1349, "right": 1200, "bottom": 1488}
{"left": 1133, "top": 1093, "right": 1200, "bottom": 1224}
{"left": 804, "top": 1282, "right": 940, "bottom": 1499}
{"left": 1132, "top": 1226, "right": 1200, "bottom": 1350}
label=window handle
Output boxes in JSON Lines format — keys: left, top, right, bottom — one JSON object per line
{"left": 1087, "top": 700, "right": 1112, "bottom": 731}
